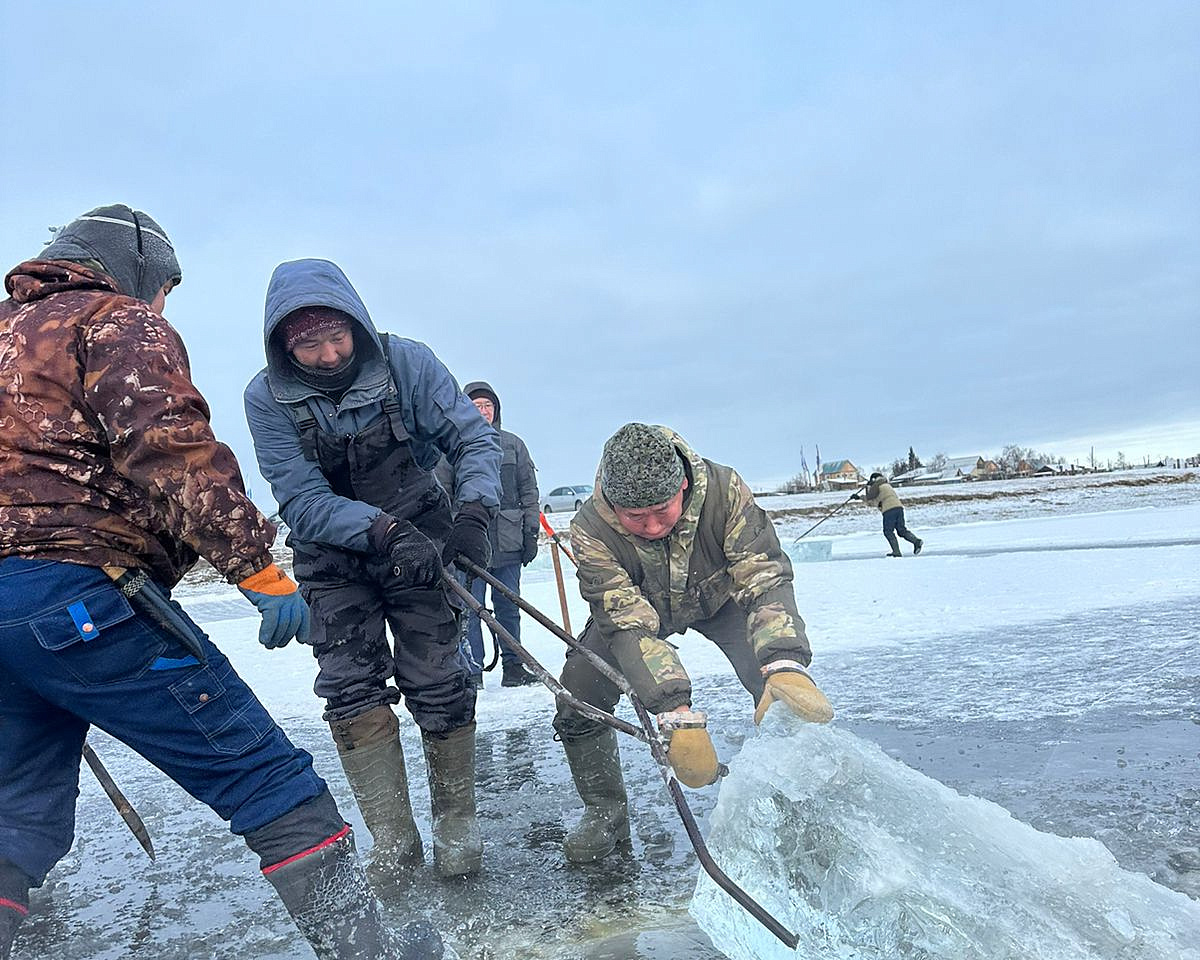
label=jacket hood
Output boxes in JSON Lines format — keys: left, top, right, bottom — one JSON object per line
{"left": 5, "top": 259, "right": 122, "bottom": 303}
{"left": 262, "top": 258, "right": 387, "bottom": 397}
{"left": 462, "top": 380, "right": 501, "bottom": 428}
{"left": 38, "top": 204, "right": 181, "bottom": 304}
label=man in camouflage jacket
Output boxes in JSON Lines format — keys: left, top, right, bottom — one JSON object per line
{"left": 0, "top": 206, "right": 442, "bottom": 960}
{"left": 554, "top": 422, "right": 833, "bottom": 863}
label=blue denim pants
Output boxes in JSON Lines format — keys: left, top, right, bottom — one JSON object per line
{"left": 464, "top": 562, "right": 523, "bottom": 669}
{"left": 0, "top": 557, "right": 326, "bottom": 885}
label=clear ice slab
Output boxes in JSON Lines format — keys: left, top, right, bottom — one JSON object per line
{"left": 690, "top": 715, "right": 1200, "bottom": 960}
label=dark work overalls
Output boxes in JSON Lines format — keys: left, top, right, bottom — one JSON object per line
{"left": 288, "top": 392, "right": 474, "bottom": 733}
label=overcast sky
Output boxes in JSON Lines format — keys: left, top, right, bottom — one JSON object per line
{"left": 2, "top": 2, "right": 1197, "bottom": 500}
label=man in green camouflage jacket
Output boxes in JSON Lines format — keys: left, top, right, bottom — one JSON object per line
{"left": 553, "top": 422, "right": 833, "bottom": 863}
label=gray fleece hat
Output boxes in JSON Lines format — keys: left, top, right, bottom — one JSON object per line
{"left": 601, "top": 422, "right": 686, "bottom": 508}
{"left": 40, "top": 204, "right": 181, "bottom": 304}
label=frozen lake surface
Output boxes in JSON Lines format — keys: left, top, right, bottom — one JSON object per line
{"left": 12, "top": 471, "right": 1199, "bottom": 959}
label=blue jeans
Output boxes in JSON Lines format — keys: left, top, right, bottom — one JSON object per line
{"left": 0, "top": 557, "right": 326, "bottom": 885}
{"left": 463, "top": 562, "right": 523, "bottom": 670}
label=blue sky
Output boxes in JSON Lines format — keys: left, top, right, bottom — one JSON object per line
{"left": 2, "top": 2, "right": 1197, "bottom": 499}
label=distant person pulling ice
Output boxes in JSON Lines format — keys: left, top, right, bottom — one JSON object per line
{"left": 853, "top": 472, "right": 924, "bottom": 557}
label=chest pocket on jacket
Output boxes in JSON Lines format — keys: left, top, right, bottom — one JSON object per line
{"left": 495, "top": 444, "right": 526, "bottom": 553}
{"left": 689, "top": 569, "right": 733, "bottom": 619}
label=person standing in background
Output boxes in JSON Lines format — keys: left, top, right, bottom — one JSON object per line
{"left": 438, "top": 380, "right": 541, "bottom": 689}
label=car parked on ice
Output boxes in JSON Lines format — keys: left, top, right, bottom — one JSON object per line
{"left": 542, "top": 484, "right": 593, "bottom": 514}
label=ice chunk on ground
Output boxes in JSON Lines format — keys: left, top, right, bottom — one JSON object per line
{"left": 690, "top": 715, "right": 1200, "bottom": 960}
{"left": 790, "top": 539, "right": 832, "bottom": 563}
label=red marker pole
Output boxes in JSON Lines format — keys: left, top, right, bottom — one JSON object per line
{"left": 539, "top": 513, "right": 577, "bottom": 567}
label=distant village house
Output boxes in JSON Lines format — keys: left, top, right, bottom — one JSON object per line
{"left": 819, "top": 459, "right": 862, "bottom": 490}
{"left": 891, "top": 455, "right": 1001, "bottom": 486}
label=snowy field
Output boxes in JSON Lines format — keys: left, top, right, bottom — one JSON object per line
{"left": 13, "top": 471, "right": 1199, "bottom": 959}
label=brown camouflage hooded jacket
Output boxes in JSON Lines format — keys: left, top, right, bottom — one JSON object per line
{"left": 0, "top": 260, "right": 275, "bottom": 587}
{"left": 570, "top": 427, "right": 811, "bottom": 711}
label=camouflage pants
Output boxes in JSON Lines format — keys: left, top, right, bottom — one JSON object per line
{"left": 296, "top": 547, "right": 474, "bottom": 734}
{"left": 553, "top": 598, "right": 765, "bottom": 739}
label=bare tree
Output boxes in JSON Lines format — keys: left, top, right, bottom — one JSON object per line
{"left": 1000, "top": 443, "right": 1064, "bottom": 475}
{"left": 779, "top": 471, "right": 812, "bottom": 494}
{"left": 999, "top": 444, "right": 1032, "bottom": 474}
{"left": 929, "top": 452, "right": 948, "bottom": 470}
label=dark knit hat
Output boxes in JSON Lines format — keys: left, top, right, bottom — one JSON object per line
{"left": 281, "top": 307, "right": 353, "bottom": 351}
{"left": 601, "top": 423, "right": 686, "bottom": 508}
{"left": 40, "top": 204, "right": 181, "bottom": 304}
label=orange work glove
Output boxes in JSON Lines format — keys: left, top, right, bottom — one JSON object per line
{"left": 754, "top": 661, "right": 834, "bottom": 725}
{"left": 659, "top": 708, "right": 722, "bottom": 788}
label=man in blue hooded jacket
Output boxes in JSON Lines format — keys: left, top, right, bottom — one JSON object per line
{"left": 244, "top": 259, "right": 501, "bottom": 882}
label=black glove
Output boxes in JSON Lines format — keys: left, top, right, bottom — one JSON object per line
{"left": 850, "top": 493, "right": 862, "bottom": 501}
{"left": 368, "top": 514, "right": 441, "bottom": 588}
{"left": 442, "top": 501, "right": 492, "bottom": 570}
{"left": 521, "top": 537, "right": 538, "bottom": 566}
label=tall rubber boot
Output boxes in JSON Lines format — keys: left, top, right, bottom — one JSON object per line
{"left": 902, "top": 530, "right": 923, "bottom": 554}
{"left": 560, "top": 727, "right": 630, "bottom": 863}
{"left": 263, "top": 827, "right": 444, "bottom": 960}
{"left": 421, "top": 723, "right": 483, "bottom": 878}
{"left": 885, "top": 531, "right": 903, "bottom": 557}
{"left": 330, "top": 707, "right": 423, "bottom": 886}
{"left": 0, "top": 859, "right": 30, "bottom": 960}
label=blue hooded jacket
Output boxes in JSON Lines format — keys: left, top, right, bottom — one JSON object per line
{"left": 243, "top": 258, "right": 501, "bottom": 553}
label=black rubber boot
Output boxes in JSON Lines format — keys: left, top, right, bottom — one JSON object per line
{"left": 501, "top": 661, "right": 540, "bottom": 687}
{"left": 330, "top": 707, "right": 424, "bottom": 887}
{"left": 263, "top": 827, "right": 443, "bottom": 959}
{"left": 422, "top": 723, "right": 483, "bottom": 878}
{"left": 902, "top": 531, "right": 923, "bottom": 555}
{"left": 885, "top": 532, "right": 903, "bottom": 557}
{"left": 560, "top": 728, "right": 630, "bottom": 863}
{"left": 0, "top": 859, "right": 31, "bottom": 960}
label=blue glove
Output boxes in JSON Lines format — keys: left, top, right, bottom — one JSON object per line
{"left": 238, "top": 564, "right": 311, "bottom": 649}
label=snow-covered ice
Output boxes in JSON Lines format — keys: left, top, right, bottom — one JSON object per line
{"left": 12, "top": 470, "right": 1199, "bottom": 959}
